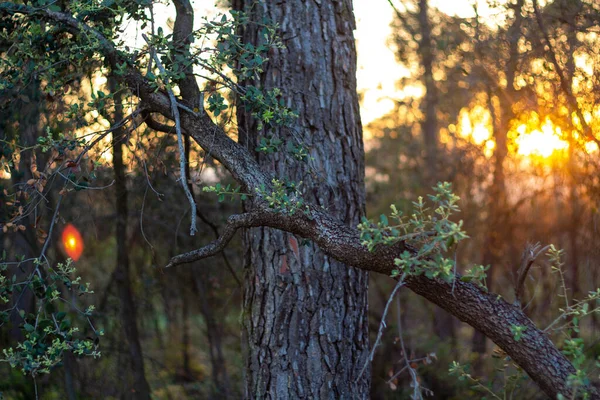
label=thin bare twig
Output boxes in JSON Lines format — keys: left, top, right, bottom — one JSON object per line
{"left": 166, "top": 212, "right": 263, "bottom": 268}
{"left": 514, "top": 242, "right": 551, "bottom": 307}
{"left": 397, "top": 295, "right": 424, "bottom": 400}
{"left": 356, "top": 274, "right": 406, "bottom": 381}
{"left": 143, "top": 34, "right": 197, "bottom": 236}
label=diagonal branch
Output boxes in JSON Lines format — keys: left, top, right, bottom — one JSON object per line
{"left": 167, "top": 202, "right": 593, "bottom": 398}
{"left": 165, "top": 212, "right": 265, "bottom": 268}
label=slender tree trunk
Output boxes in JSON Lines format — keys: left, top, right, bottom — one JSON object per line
{"left": 416, "top": 0, "right": 455, "bottom": 343}
{"left": 64, "top": 352, "right": 78, "bottom": 400}
{"left": 8, "top": 81, "right": 42, "bottom": 342}
{"left": 110, "top": 78, "right": 152, "bottom": 400}
{"left": 235, "top": 1, "right": 370, "bottom": 397}
{"left": 181, "top": 292, "right": 192, "bottom": 381}
{"left": 182, "top": 129, "right": 232, "bottom": 397}
{"left": 472, "top": 0, "right": 523, "bottom": 357}
{"left": 193, "top": 269, "right": 231, "bottom": 398}
{"left": 566, "top": 25, "right": 581, "bottom": 301}
{"left": 418, "top": 0, "right": 438, "bottom": 174}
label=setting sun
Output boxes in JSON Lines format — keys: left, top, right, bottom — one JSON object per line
{"left": 514, "top": 119, "right": 569, "bottom": 158}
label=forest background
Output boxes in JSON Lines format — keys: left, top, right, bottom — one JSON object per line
{"left": 1, "top": 0, "right": 600, "bottom": 398}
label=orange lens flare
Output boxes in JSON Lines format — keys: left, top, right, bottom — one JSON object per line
{"left": 62, "top": 224, "right": 84, "bottom": 261}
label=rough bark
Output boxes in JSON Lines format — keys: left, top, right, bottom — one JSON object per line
{"left": 111, "top": 78, "right": 152, "bottom": 400}
{"left": 234, "top": 1, "right": 370, "bottom": 398}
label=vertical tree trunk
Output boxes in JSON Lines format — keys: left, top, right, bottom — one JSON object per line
{"left": 418, "top": 0, "right": 438, "bottom": 174}
{"left": 110, "top": 78, "right": 152, "bottom": 400}
{"left": 193, "top": 269, "right": 231, "bottom": 398}
{"left": 472, "top": 0, "right": 523, "bottom": 356}
{"left": 566, "top": 24, "right": 581, "bottom": 301}
{"left": 182, "top": 131, "right": 231, "bottom": 397}
{"left": 235, "top": 1, "right": 370, "bottom": 398}
{"left": 8, "top": 82, "right": 42, "bottom": 342}
{"left": 416, "top": 0, "right": 455, "bottom": 343}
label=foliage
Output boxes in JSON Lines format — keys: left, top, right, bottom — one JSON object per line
{"left": 358, "top": 182, "right": 468, "bottom": 280}
{"left": 0, "top": 257, "right": 101, "bottom": 377}
{"left": 448, "top": 244, "right": 600, "bottom": 399}
{"left": 255, "top": 178, "right": 311, "bottom": 217}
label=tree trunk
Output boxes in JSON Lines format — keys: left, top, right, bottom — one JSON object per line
{"left": 472, "top": 0, "right": 523, "bottom": 356}
{"left": 566, "top": 24, "right": 581, "bottom": 301}
{"left": 193, "top": 268, "right": 231, "bottom": 398}
{"left": 110, "top": 78, "right": 152, "bottom": 400}
{"left": 235, "top": 1, "right": 370, "bottom": 398}
{"left": 8, "top": 81, "right": 42, "bottom": 342}
{"left": 416, "top": 0, "right": 455, "bottom": 344}
{"left": 418, "top": 0, "right": 438, "bottom": 174}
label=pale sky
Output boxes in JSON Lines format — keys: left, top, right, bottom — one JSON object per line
{"left": 354, "top": 0, "right": 497, "bottom": 126}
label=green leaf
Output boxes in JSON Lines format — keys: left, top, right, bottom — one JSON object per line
{"left": 379, "top": 214, "right": 388, "bottom": 227}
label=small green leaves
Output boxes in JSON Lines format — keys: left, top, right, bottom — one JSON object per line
{"left": 240, "top": 86, "right": 298, "bottom": 130}
{"left": 358, "top": 182, "right": 467, "bottom": 280}
{"left": 510, "top": 324, "right": 527, "bottom": 341}
{"left": 203, "top": 183, "right": 249, "bottom": 202}
{"left": 379, "top": 214, "right": 388, "bottom": 227}
{"left": 255, "top": 179, "right": 311, "bottom": 217}
{"left": 207, "top": 92, "right": 228, "bottom": 117}
{"left": 0, "top": 258, "right": 101, "bottom": 377}
{"left": 256, "top": 136, "right": 283, "bottom": 154}
{"left": 462, "top": 264, "right": 489, "bottom": 290}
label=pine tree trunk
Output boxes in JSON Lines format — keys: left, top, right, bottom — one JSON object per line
{"left": 110, "top": 78, "right": 152, "bottom": 400}
{"left": 234, "top": 1, "right": 370, "bottom": 398}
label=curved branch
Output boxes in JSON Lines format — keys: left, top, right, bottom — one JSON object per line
{"left": 166, "top": 212, "right": 264, "bottom": 268}
{"left": 141, "top": 111, "right": 175, "bottom": 134}
{"left": 168, "top": 203, "right": 594, "bottom": 398}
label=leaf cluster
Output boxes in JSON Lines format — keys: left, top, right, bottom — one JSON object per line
{"left": 358, "top": 182, "right": 468, "bottom": 280}
{"left": 0, "top": 257, "right": 101, "bottom": 377}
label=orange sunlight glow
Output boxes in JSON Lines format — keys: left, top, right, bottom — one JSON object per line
{"left": 62, "top": 224, "right": 84, "bottom": 261}
{"left": 456, "top": 105, "right": 495, "bottom": 157}
{"left": 514, "top": 120, "right": 568, "bottom": 157}
{"left": 457, "top": 108, "right": 578, "bottom": 159}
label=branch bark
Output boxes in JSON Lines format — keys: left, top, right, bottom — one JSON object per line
{"left": 167, "top": 204, "right": 594, "bottom": 398}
